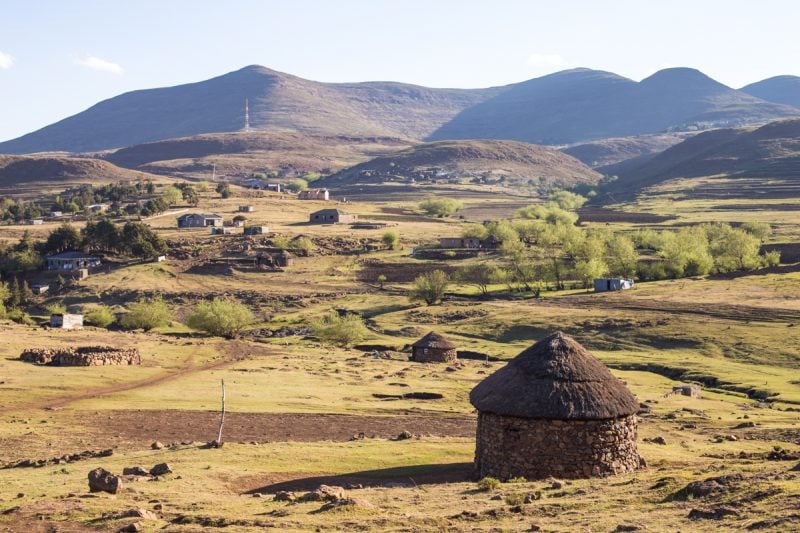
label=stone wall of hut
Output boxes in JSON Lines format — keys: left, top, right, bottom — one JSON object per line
{"left": 411, "top": 347, "right": 457, "bottom": 363}
{"left": 474, "top": 412, "right": 641, "bottom": 480}
{"left": 20, "top": 346, "right": 141, "bottom": 366}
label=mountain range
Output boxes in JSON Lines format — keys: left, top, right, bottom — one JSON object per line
{"left": 1, "top": 66, "right": 798, "bottom": 154}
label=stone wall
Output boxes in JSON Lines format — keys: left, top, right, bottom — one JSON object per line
{"left": 411, "top": 347, "right": 457, "bottom": 363}
{"left": 474, "top": 411, "right": 642, "bottom": 480}
{"left": 20, "top": 346, "right": 141, "bottom": 366}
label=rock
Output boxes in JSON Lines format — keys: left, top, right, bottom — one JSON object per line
{"left": 319, "top": 497, "right": 374, "bottom": 511}
{"left": 396, "top": 430, "right": 413, "bottom": 440}
{"left": 490, "top": 494, "right": 503, "bottom": 500}
{"left": 151, "top": 441, "right": 164, "bottom": 450}
{"left": 792, "top": 462, "right": 800, "bottom": 471}
{"left": 300, "top": 485, "right": 345, "bottom": 502}
{"left": 118, "top": 522, "right": 143, "bottom": 533}
{"left": 122, "top": 466, "right": 149, "bottom": 476}
{"left": 644, "top": 436, "right": 667, "bottom": 445}
{"left": 614, "top": 525, "right": 645, "bottom": 531}
{"left": 125, "top": 508, "right": 158, "bottom": 520}
{"left": 733, "top": 421, "right": 756, "bottom": 429}
{"left": 529, "top": 525, "right": 542, "bottom": 532}
{"left": 274, "top": 491, "right": 296, "bottom": 502}
{"left": 688, "top": 507, "right": 739, "bottom": 520}
{"left": 149, "top": 463, "right": 172, "bottom": 476}
{"left": 677, "top": 474, "right": 744, "bottom": 499}
{"left": 88, "top": 468, "right": 123, "bottom": 494}
{"left": 725, "top": 435, "right": 738, "bottom": 441}
{"left": 548, "top": 479, "right": 564, "bottom": 490}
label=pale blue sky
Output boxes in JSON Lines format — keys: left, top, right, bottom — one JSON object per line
{"left": 1, "top": 0, "right": 798, "bottom": 141}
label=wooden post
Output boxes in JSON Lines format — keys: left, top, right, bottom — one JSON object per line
{"left": 216, "top": 378, "right": 226, "bottom": 445}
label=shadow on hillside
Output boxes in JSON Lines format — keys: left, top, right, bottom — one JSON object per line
{"left": 247, "top": 462, "right": 474, "bottom": 494}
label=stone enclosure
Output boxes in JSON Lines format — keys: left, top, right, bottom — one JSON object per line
{"left": 20, "top": 346, "right": 141, "bottom": 366}
{"left": 474, "top": 412, "right": 642, "bottom": 480}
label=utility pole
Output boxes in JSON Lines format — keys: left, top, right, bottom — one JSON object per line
{"left": 244, "top": 98, "right": 250, "bottom": 132}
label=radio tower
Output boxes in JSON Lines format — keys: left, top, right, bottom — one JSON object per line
{"left": 243, "top": 98, "right": 250, "bottom": 132}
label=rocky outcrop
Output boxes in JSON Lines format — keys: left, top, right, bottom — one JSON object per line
{"left": 474, "top": 412, "right": 642, "bottom": 480}
{"left": 20, "top": 346, "right": 140, "bottom": 366}
{"left": 88, "top": 467, "right": 123, "bottom": 494}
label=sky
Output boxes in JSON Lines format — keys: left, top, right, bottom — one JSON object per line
{"left": 1, "top": 0, "right": 798, "bottom": 141}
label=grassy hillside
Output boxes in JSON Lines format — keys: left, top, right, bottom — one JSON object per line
{"left": 102, "top": 131, "right": 414, "bottom": 179}
{"left": 0, "top": 65, "right": 499, "bottom": 154}
{"left": 741, "top": 75, "right": 800, "bottom": 108}
{"left": 430, "top": 68, "right": 799, "bottom": 144}
{"left": 321, "top": 139, "right": 602, "bottom": 193}
{"left": 562, "top": 133, "right": 692, "bottom": 168}
{"left": 597, "top": 119, "right": 800, "bottom": 201}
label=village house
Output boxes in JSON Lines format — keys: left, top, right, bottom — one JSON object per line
{"left": 88, "top": 203, "right": 110, "bottom": 213}
{"left": 29, "top": 218, "right": 44, "bottom": 225}
{"left": 298, "top": 188, "right": 330, "bottom": 200}
{"left": 309, "top": 208, "right": 358, "bottom": 224}
{"left": 411, "top": 332, "right": 458, "bottom": 363}
{"left": 238, "top": 205, "right": 254, "bottom": 212}
{"left": 594, "top": 278, "right": 635, "bottom": 292}
{"left": 232, "top": 215, "right": 247, "bottom": 227}
{"left": 45, "top": 251, "right": 102, "bottom": 271}
{"left": 211, "top": 227, "right": 237, "bottom": 235}
{"left": 439, "top": 237, "right": 482, "bottom": 249}
{"left": 50, "top": 313, "right": 84, "bottom": 330}
{"left": 244, "top": 225, "right": 269, "bottom": 235}
{"left": 31, "top": 283, "right": 50, "bottom": 295}
{"left": 177, "top": 213, "right": 223, "bottom": 228}
{"left": 470, "top": 332, "right": 642, "bottom": 480}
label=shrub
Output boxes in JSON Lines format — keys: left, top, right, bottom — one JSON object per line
{"left": 84, "top": 305, "right": 116, "bottom": 328}
{"left": 504, "top": 493, "right": 525, "bottom": 506}
{"left": 418, "top": 197, "right": 463, "bottom": 217}
{"left": 186, "top": 297, "right": 255, "bottom": 338}
{"left": 382, "top": 230, "right": 399, "bottom": 250}
{"left": 477, "top": 477, "right": 501, "bottom": 491}
{"left": 7, "top": 308, "right": 35, "bottom": 325}
{"left": 376, "top": 274, "right": 387, "bottom": 289}
{"left": 762, "top": 250, "right": 781, "bottom": 267}
{"left": 285, "top": 178, "right": 308, "bottom": 193}
{"left": 119, "top": 296, "right": 171, "bottom": 331}
{"left": 310, "top": 311, "right": 368, "bottom": 347}
{"left": 45, "top": 302, "right": 67, "bottom": 315}
{"left": 289, "top": 236, "right": 315, "bottom": 255}
{"left": 506, "top": 476, "right": 527, "bottom": 484}
{"left": 408, "top": 270, "right": 450, "bottom": 305}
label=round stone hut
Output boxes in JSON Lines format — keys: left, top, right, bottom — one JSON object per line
{"left": 469, "top": 331, "right": 642, "bottom": 480}
{"left": 411, "top": 332, "right": 457, "bottom": 363}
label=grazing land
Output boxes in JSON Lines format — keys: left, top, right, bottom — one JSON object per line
{"left": 0, "top": 173, "right": 799, "bottom": 533}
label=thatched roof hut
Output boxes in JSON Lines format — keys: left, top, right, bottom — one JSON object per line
{"left": 411, "top": 331, "right": 457, "bottom": 363}
{"left": 470, "top": 331, "right": 642, "bottom": 479}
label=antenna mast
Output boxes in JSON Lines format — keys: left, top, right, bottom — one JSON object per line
{"left": 244, "top": 98, "right": 250, "bottom": 132}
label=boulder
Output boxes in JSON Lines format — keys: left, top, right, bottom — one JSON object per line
{"left": 319, "top": 497, "right": 374, "bottom": 511}
{"left": 273, "top": 491, "right": 296, "bottom": 502}
{"left": 300, "top": 485, "right": 345, "bottom": 502}
{"left": 88, "top": 468, "right": 123, "bottom": 494}
{"left": 151, "top": 441, "right": 164, "bottom": 450}
{"left": 122, "top": 466, "right": 149, "bottom": 476}
{"left": 124, "top": 508, "right": 159, "bottom": 520}
{"left": 149, "top": 463, "right": 172, "bottom": 476}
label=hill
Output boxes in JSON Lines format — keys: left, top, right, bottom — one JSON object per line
{"left": 0, "top": 66, "right": 498, "bottom": 154}
{"left": 596, "top": 119, "right": 800, "bottom": 200}
{"left": 429, "top": 68, "right": 800, "bottom": 144}
{"left": 104, "top": 131, "right": 414, "bottom": 178}
{"left": 320, "top": 139, "right": 602, "bottom": 192}
{"left": 741, "top": 75, "right": 800, "bottom": 108}
{"left": 561, "top": 133, "right": 692, "bottom": 168}
{"left": 0, "top": 155, "right": 160, "bottom": 187}
{"left": 2, "top": 66, "right": 799, "bottom": 155}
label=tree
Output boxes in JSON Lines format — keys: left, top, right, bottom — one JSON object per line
{"left": 44, "top": 223, "right": 83, "bottom": 254}
{"left": 605, "top": 234, "right": 638, "bottom": 278}
{"left": 574, "top": 258, "right": 608, "bottom": 288}
{"left": 161, "top": 185, "right": 183, "bottom": 206}
{"left": 285, "top": 178, "right": 308, "bottom": 193}
{"left": 119, "top": 222, "right": 167, "bottom": 259}
{"left": 186, "top": 297, "right": 255, "bottom": 338}
{"left": 376, "top": 274, "right": 387, "bottom": 289}
{"left": 548, "top": 190, "right": 587, "bottom": 211}
{"left": 408, "top": 270, "right": 450, "bottom": 305}
{"left": 740, "top": 221, "right": 771, "bottom": 242}
{"left": 418, "top": 197, "right": 463, "bottom": 217}
{"left": 381, "top": 230, "right": 399, "bottom": 250}
{"left": 659, "top": 227, "right": 713, "bottom": 278}
{"left": 456, "top": 263, "right": 499, "bottom": 296}
{"left": 462, "top": 223, "right": 488, "bottom": 240}
{"left": 706, "top": 224, "right": 762, "bottom": 272}
{"left": 516, "top": 203, "right": 578, "bottom": 226}
{"left": 181, "top": 186, "right": 199, "bottom": 206}
{"left": 85, "top": 305, "right": 116, "bottom": 328}
{"left": 119, "top": 296, "right": 171, "bottom": 331}
{"left": 83, "top": 219, "right": 120, "bottom": 253}
{"left": 0, "top": 280, "right": 9, "bottom": 316}
{"left": 216, "top": 183, "right": 232, "bottom": 198}
{"left": 310, "top": 311, "right": 368, "bottom": 347}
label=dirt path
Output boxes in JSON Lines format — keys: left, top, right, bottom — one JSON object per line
{"left": 1, "top": 341, "right": 276, "bottom": 415}
{"left": 78, "top": 410, "right": 476, "bottom": 444}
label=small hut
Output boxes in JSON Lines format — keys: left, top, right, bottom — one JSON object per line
{"left": 470, "top": 331, "right": 642, "bottom": 480}
{"left": 411, "top": 332, "right": 457, "bottom": 363}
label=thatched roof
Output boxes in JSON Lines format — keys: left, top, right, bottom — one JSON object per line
{"left": 412, "top": 331, "right": 457, "bottom": 350}
{"left": 469, "top": 331, "right": 638, "bottom": 420}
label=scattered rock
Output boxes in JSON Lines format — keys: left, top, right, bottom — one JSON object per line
{"left": 767, "top": 449, "right": 800, "bottom": 461}
{"left": 125, "top": 508, "right": 158, "bottom": 520}
{"left": 88, "top": 468, "right": 123, "bottom": 494}
{"left": 151, "top": 441, "right": 164, "bottom": 450}
{"left": 149, "top": 463, "right": 172, "bottom": 476}
{"left": 319, "top": 497, "right": 374, "bottom": 511}
{"left": 733, "top": 422, "right": 756, "bottom": 429}
{"left": 725, "top": 435, "right": 738, "bottom": 441}
{"left": 122, "top": 466, "right": 149, "bottom": 476}
{"left": 688, "top": 507, "right": 739, "bottom": 520}
{"left": 674, "top": 474, "right": 744, "bottom": 500}
{"left": 274, "top": 491, "right": 296, "bottom": 502}
{"left": 118, "top": 523, "right": 143, "bottom": 533}
{"left": 490, "top": 494, "right": 503, "bottom": 500}
{"left": 644, "top": 436, "right": 667, "bottom": 445}
{"left": 300, "top": 485, "right": 344, "bottom": 502}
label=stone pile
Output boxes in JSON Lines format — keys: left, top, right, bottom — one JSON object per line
{"left": 20, "top": 346, "right": 140, "bottom": 366}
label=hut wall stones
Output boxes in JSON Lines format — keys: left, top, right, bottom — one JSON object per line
{"left": 20, "top": 346, "right": 141, "bottom": 366}
{"left": 411, "top": 332, "right": 457, "bottom": 363}
{"left": 474, "top": 412, "right": 641, "bottom": 480}
{"left": 470, "top": 331, "right": 642, "bottom": 480}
